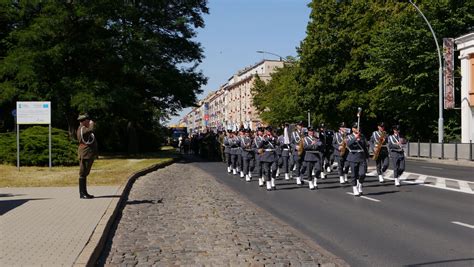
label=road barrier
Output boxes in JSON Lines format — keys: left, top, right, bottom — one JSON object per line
{"left": 407, "top": 140, "right": 473, "bottom": 161}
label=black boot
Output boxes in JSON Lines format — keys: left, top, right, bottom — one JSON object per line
{"left": 79, "top": 177, "right": 94, "bottom": 199}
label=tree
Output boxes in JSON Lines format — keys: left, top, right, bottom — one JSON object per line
{"left": 297, "top": 0, "right": 473, "bottom": 140}
{"left": 0, "top": 0, "right": 208, "bottom": 152}
{"left": 252, "top": 63, "right": 306, "bottom": 126}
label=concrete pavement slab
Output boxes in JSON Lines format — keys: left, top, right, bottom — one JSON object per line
{"left": 0, "top": 186, "right": 120, "bottom": 266}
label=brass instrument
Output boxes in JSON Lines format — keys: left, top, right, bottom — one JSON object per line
{"left": 297, "top": 133, "right": 304, "bottom": 156}
{"left": 339, "top": 132, "right": 347, "bottom": 156}
{"left": 372, "top": 131, "right": 386, "bottom": 160}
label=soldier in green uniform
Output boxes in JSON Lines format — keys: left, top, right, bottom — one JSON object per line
{"left": 77, "top": 113, "right": 98, "bottom": 199}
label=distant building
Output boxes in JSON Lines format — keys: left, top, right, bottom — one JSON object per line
{"left": 455, "top": 33, "right": 474, "bottom": 143}
{"left": 182, "top": 59, "right": 284, "bottom": 133}
{"left": 226, "top": 60, "right": 284, "bottom": 130}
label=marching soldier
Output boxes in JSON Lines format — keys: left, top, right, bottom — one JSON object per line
{"left": 333, "top": 122, "right": 350, "bottom": 184}
{"left": 77, "top": 113, "right": 97, "bottom": 199}
{"left": 240, "top": 129, "right": 255, "bottom": 182}
{"left": 291, "top": 121, "right": 305, "bottom": 185}
{"left": 388, "top": 125, "right": 405, "bottom": 187}
{"left": 259, "top": 126, "right": 278, "bottom": 190}
{"left": 253, "top": 127, "right": 265, "bottom": 186}
{"left": 223, "top": 130, "right": 233, "bottom": 173}
{"left": 229, "top": 129, "right": 241, "bottom": 175}
{"left": 370, "top": 122, "right": 389, "bottom": 183}
{"left": 346, "top": 122, "right": 369, "bottom": 196}
{"left": 318, "top": 123, "right": 334, "bottom": 178}
{"left": 237, "top": 128, "right": 246, "bottom": 178}
{"left": 303, "top": 128, "right": 323, "bottom": 190}
{"left": 277, "top": 124, "right": 291, "bottom": 180}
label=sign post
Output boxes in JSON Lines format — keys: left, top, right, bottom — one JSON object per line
{"left": 16, "top": 101, "right": 52, "bottom": 170}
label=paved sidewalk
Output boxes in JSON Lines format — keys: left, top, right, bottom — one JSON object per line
{"left": 0, "top": 186, "right": 120, "bottom": 266}
{"left": 98, "top": 162, "right": 347, "bottom": 266}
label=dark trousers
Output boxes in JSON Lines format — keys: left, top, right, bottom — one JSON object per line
{"left": 79, "top": 158, "right": 94, "bottom": 178}
{"left": 237, "top": 154, "right": 242, "bottom": 171}
{"left": 376, "top": 152, "right": 390, "bottom": 175}
{"left": 391, "top": 152, "right": 405, "bottom": 178}
{"left": 231, "top": 154, "right": 238, "bottom": 170}
{"left": 349, "top": 161, "right": 367, "bottom": 186}
{"left": 262, "top": 161, "right": 277, "bottom": 181}
{"left": 256, "top": 157, "right": 263, "bottom": 177}
{"left": 305, "top": 160, "right": 321, "bottom": 180}
{"left": 291, "top": 155, "right": 303, "bottom": 177}
{"left": 225, "top": 153, "right": 231, "bottom": 167}
{"left": 242, "top": 157, "right": 255, "bottom": 175}
{"left": 279, "top": 156, "right": 289, "bottom": 174}
{"left": 335, "top": 155, "right": 350, "bottom": 176}
{"left": 323, "top": 151, "right": 333, "bottom": 169}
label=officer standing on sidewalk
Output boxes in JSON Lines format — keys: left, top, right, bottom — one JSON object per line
{"left": 77, "top": 113, "right": 98, "bottom": 199}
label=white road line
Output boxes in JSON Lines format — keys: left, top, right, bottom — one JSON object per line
{"left": 451, "top": 221, "right": 474, "bottom": 229}
{"left": 421, "top": 166, "right": 443, "bottom": 170}
{"left": 346, "top": 192, "right": 381, "bottom": 202}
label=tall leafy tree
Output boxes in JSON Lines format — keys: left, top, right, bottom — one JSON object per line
{"left": 252, "top": 63, "right": 305, "bottom": 126}
{"left": 361, "top": 0, "right": 473, "bottom": 140}
{"left": 298, "top": 0, "right": 472, "bottom": 140}
{"left": 0, "top": 0, "right": 208, "bottom": 151}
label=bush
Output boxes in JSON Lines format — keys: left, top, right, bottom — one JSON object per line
{"left": 0, "top": 126, "right": 78, "bottom": 166}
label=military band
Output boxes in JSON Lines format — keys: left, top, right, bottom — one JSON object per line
{"left": 217, "top": 118, "right": 407, "bottom": 196}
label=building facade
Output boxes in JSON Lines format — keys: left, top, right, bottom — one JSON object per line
{"left": 455, "top": 32, "right": 474, "bottom": 143}
{"left": 181, "top": 59, "right": 284, "bottom": 133}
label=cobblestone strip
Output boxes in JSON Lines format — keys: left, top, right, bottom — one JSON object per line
{"left": 99, "top": 163, "right": 345, "bottom": 266}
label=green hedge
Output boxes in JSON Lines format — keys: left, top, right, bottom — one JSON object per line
{"left": 0, "top": 126, "right": 78, "bottom": 166}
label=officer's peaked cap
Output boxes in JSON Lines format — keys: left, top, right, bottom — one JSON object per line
{"left": 77, "top": 113, "right": 90, "bottom": 121}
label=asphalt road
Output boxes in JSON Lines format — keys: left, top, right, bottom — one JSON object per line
{"left": 404, "top": 159, "right": 473, "bottom": 182}
{"left": 192, "top": 157, "right": 474, "bottom": 267}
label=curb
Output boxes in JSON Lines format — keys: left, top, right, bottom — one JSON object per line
{"left": 406, "top": 156, "right": 474, "bottom": 167}
{"left": 73, "top": 158, "right": 177, "bottom": 267}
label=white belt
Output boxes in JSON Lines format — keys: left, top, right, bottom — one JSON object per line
{"left": 349, "top": 149, "right": 364, "bottom": 153}
{"left": 282, "top": 148, "right": 289, "bottom": 151}
{"left": 265, "top": 149, "right": 275, "bottom": 151}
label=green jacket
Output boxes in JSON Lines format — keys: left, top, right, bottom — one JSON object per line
{"left": 77, "top": 124, "right": 98, "bottom": 159}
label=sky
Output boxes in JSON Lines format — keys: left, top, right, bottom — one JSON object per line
{"left": 168, "top": 0, "right": 312, "bottom": 125}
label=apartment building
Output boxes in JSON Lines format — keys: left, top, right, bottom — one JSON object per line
{"left": 182, "top": 59, "right": 284, "bottom": 133}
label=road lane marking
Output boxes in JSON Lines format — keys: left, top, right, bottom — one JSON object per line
{"left": 421, "top": 166, "right": 443, "bottom": 170}
{"left": 367, "top": 169, "right": 474, "bottom": 195}
{"left": 346, "top": 192, "right": 381, "bottom": 202}
{"left": 451, "top": 221, "right": 474, "bottom": 229}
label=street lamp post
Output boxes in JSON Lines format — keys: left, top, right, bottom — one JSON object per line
{"left": 256, "top": 50, "right": 284, "bottom": 61}
{"left": 408, "top": 0, "right": 444, "bottom": 143}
